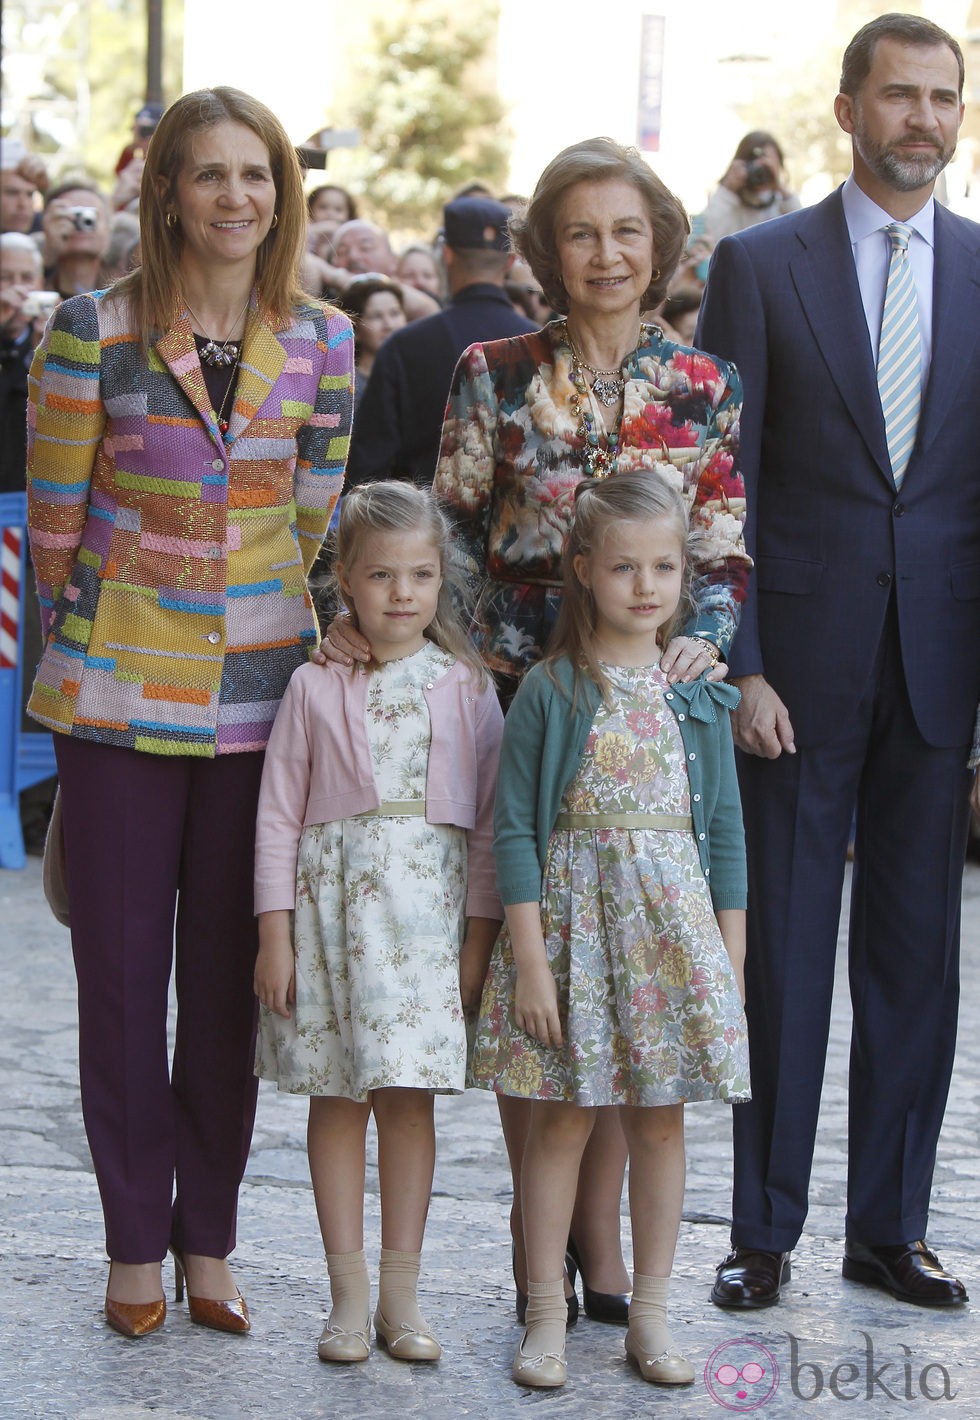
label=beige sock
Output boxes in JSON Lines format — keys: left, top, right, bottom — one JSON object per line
{"left": 523, "top": 1279, "right": 566, "bottom": 1359}
{"left": 628, "top": 1273, "right": 674, "bottom": 1357}
{"left": 325, "top": 1250, "right": 370, "bottom": 1332}
{"left": 378, "top": 1247, "right": 429, "bottom": 1332}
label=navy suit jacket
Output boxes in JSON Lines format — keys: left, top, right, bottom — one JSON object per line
{"left": 345, "top": 284, "right": 536, "bottom": 486}
{"left": 697, "top": 186, "right": 980, "bottom": 748}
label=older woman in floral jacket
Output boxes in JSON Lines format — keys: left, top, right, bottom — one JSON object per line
{"left": 432, "top": 138, "right": 750, "bottom": 1347}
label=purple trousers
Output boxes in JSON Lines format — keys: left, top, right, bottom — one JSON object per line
{"left": 54, "top": 736, "right": 263, "bottom": 1263}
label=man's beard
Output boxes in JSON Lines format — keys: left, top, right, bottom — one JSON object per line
{"left": 855, "top": 130, "right": 954, "bottom": 192}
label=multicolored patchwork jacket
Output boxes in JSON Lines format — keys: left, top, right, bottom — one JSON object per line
{"left": 26, "top": 290, "right": 353, "bottom": 755}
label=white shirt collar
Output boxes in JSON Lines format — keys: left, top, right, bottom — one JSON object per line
{"left": 841, "top": 173, "right": 935, "bottom": 248}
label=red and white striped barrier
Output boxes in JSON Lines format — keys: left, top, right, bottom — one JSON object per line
{"left": 1, "top": 524, "right": 21, "bottom": 670}
{"left": 1, "top": 493, "right": 57, "bottom": 869}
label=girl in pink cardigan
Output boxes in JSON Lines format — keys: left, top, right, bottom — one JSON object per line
{"left": 253, "top": 481, "right": 503, "bottom": 1365}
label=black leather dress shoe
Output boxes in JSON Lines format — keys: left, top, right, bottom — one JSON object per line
{"left": 842, "top": 1239, "right": 968, "bottom": 1307}
{"left": 710, "top": 1247, "right": 791, "bottom": 1309}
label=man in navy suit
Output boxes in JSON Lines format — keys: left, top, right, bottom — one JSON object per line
{"left": 697, "top": 12, "right": 978, "bottom": 1309}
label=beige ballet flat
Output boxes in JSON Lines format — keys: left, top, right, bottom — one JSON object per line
{"left": 373, "top": 1306, "right": 441, "bottom": 1361}
{"left": 512, "top": 1331, "right": 567, "bottom": 1388}
{"left": 625, "top": 1329, "right": 695, "bottom": 1385}
{"left": 317, "top": 1318, "right": 371, "bottom": 1363}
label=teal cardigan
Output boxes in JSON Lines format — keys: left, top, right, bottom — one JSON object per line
{"left": 493, "top": 657, "right": 746, "bottom": 911}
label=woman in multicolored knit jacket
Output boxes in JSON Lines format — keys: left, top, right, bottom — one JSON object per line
{"left": 26, "top": 88, "right": 353, "bottom": 1338}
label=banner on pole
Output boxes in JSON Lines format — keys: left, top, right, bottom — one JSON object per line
{"left": 637, "top": 14, "right": 666, "bottom": 153}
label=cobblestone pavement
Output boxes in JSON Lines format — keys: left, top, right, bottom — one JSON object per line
{"left": 2, "top": 857, "right": 978, "bottom": 1419}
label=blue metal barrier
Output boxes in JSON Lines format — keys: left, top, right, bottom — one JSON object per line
{"left": 0, "top": 491, "right": 57, "bottom": 869}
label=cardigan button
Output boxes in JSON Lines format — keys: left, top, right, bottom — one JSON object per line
{"left": 698, "top": 832, "right": 706, "bottom": 841}
{"left": 693, "top": 793, "right": 701, "bottom": 802}
{"left": 704, "top": 867, "right": 710, "bottom": 876}
{"left": 678, "top": 713, "right": 686, "bottom": 721}
{"left": 206, "top": 630, "right": 221, "bottom": 644}
{"left": 425, "top": 682, "right": 434, "bottom": 690}
{"left": 210, "top": 458, "right": 225, "bottom": 471}
{"left": 688, "top": 752, "right": 696, "bottom": 761}
{"left": 665, "top": 692, "right": 673, "bottom": 699}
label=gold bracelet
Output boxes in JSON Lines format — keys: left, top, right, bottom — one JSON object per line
{"left": 692, "top": 637, "right": 721, "bottom": 665}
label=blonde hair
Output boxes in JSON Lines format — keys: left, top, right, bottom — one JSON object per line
{"left": 546, "top": 470, "right": 696, "bottom": 703}
{"left": 331, "top": 482, "right": 487, "bottom": 683}
{"left": 114, "top": 87, "right": 308, "bottom": 347}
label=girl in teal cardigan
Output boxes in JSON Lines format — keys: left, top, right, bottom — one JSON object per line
{"left": 470, "top": 471, "right": 749, "bottom": 1391}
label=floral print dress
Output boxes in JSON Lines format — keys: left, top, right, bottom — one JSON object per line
{"left": 433, "top": 323, "right": 750, "bottom": 680}
{"left": 470, "top": 663, "right": 750, "bottom": 1107}
{"left": 255, "top": 642, "right": 468, "bottom": 1100}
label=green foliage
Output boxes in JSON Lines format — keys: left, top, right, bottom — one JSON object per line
{"left": 3, "top": 0, "right": 183, "bottom": 189}
{"left": 726, "top": 40, "right": 853, "bottom": 193}
{"left": 334, "top": 1, "right": 510, "bottom": 238}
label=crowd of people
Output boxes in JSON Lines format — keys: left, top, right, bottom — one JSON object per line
{"left": 11, "top": 6, "right": 979, "bottom": 1401}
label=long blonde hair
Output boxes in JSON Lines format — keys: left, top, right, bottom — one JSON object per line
{"left": 331, "top": 482, "right": 488, "bottom": 684}
{"left": 114, "top": 87, "right": 308, "bottom": 347}
{"left": 546, "top": 470, "right": 696, "bottom": 703}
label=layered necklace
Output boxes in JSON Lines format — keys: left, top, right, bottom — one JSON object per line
{"left": 565, "top": 323, "right": 644, "bottom": 479}
{"left": 185, "top": 298, "right": 249, "bottom": 441}
{"left": 185, "top": 297, "right": 250, "bottom": 367}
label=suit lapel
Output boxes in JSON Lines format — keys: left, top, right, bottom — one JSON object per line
{"left": 787, "top": 192, "right": 893, "bottom": 483}
{"left": 224, "top": 310, "right": 288, "bottom": 446}
{"left": 917, "top": 206, "right": 980, "bottom": 458}
{"left": 154, "top": 311, "right": 220, "bottom": 443}
{"left": 153, "top": 301, "right": 290, "bottom": 450}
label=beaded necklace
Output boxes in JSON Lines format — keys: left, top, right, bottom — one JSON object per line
{"left": 570, "top": 366, "right": 621, "bottom": 478}
{"left": 566, "top": 322, "right": 641, "bottom": 479}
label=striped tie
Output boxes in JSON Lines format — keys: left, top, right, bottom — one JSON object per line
{"left": 876, "top": 222, "right": 920, "bottom": 488}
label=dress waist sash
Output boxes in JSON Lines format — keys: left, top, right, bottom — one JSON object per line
{"left": 553, "top": 811, "right": 693, "bottom": 831}
{"left": 356, "top": 800, "right": 426, "bottom": 818}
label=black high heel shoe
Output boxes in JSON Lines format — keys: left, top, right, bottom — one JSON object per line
{"left": 513, "top": 1243, "right": 579, "bottom": 1327}
{"left": 565, "top": 1237, "right": 630, "bottom": 1324}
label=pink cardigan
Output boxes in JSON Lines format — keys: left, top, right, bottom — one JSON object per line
{"left": 254, "top": 655, "right": 504, "bottom": 918}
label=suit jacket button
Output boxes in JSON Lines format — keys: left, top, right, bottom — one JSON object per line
{"left": 876, "top": 571, "right": 892, "bottom": 587}
{"left": 893, "top": 502, "right": 906, "bottom": 517}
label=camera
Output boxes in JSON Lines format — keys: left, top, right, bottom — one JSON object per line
{"left": 22, "top": 291, "right": 60, "bottom": 321}
{"left": 743, "top": 148, "right": 773, "bottom": 192}
{"left": 67, "top": 206, "right": 99, "bottom": 230}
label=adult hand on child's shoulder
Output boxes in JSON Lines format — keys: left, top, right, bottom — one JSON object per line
{"left": 313, "top": 611, "right": 371, "bottom": 667}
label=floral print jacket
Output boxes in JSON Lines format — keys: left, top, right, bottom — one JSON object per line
{"left": 433, "top": 322, "right": 750, "bottom": 678}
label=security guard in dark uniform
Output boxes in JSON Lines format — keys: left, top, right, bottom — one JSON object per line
{"left": 346, "top": 196, "right": 537, "bottom": 487}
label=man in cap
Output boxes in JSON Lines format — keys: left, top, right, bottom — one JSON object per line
{"left": 345, "top": 195, "right": 536, "bottom": 486}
